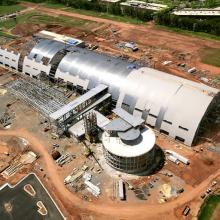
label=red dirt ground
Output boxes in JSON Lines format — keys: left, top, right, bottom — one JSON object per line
{"left": 1, "top": 129, "right": 220, "bottom": 220}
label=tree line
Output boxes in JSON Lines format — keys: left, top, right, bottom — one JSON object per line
{"left": 1, "top": 0, "right": 17, "bottom": 5}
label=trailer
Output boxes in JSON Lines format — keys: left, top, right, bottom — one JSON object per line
{"left": 167, "top": 155, "right": 180, "bottom": 165}
{"left": 118, "top": 179, "right": 125, "bottom": 200}
{"left": 165, "top": 150, "right": 189, "bottom": 165}
{"left": 85, "top": 180, "right": 101, "bottom": 197}
{"left": 182, "top": 206, "right": 190, "bottom": 216}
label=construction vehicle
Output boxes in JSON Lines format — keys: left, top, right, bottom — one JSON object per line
{"left": 84, "top": 148, "right": 92, "bottom": 157}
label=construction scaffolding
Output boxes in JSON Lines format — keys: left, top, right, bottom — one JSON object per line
{"left": 6, "top": 76, "right": 66, "bottom": 116}
{"left": 49, "top": 84, "right": 111, "bottom": 135}
{"left": 84, "top": 112, "right": 98, "bottom": 143}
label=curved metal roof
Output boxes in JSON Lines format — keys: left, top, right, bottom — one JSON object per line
{"left": 102, "top": 127, "right": 155, "bottom": 157}
{"left": 28, "top": 39, "right": 66, "bottom": 63}
{"left": 56, "top": 48, "right": 134, "bottom": 99}
{"left": 118, "top": 67, "right": 219, "bottom": 146}
{"left": 30, "top": 39, "right": 219, "bottom": 146}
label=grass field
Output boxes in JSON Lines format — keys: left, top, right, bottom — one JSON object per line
{"left": 201, "top": 48, "right": 220, "bottom": 67}
{"left": 0, "top": 5, "right": 25, "bottom": 16}
{"left": 0, "top": 10, "right": 93, "bottom": 30}
{"left": 41, "top": 2, "right": 144, "bottom": 25}
{"left": 155, "top": 25, "right": 220, "bottom": 42}
{"left": 198, "top": 195, "right": 220, "bottom": 220}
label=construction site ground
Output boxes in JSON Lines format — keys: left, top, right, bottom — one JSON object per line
{"left": 0, "top": 69, "right": 219, "bottom": 220}
{"left": 0, "top": 3, "right": 220, "bottom": 220}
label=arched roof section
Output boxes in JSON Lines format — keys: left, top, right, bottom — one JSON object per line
{"left": 28, "top": 39, "right": 66, "bottom": 63}
{"left": 56, "top": 48, "right": 134, "bottom": 99}
{"left": 118, "top": 67, "right": 219, "bottom": 145}
{"left": 31, "top": 39, "right": 219, "bottom": 146}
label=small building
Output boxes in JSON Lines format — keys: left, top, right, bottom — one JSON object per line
{"left": 102, "top": 107, "right": 156, "bottom": 173}
{"left": 120, "top": 1, "right": 168, "bottom": 12}
{"left": 173, "top": 9, "right": 220, "bottom": 16}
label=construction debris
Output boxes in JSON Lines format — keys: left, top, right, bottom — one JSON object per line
{"left": 0, "top": 108, "right": 15, "bottom": 128}
{"left": 64, "top": 170, "right": 84, "bottom": 185}
{"left": 83, "top": 172, "right": 92, "bottom": 181}
{"left": 117, "top": 41, "right": 138, "bottom": 52}
{"left": 55, "top": 152, "right": 75, "bottom": 166}
{"left": 124, "top": 42, "right": 138, "bottom": 52}
{"left": 188, "top": 67, "right": 197, "bottom": 74}
{"left": 0, "top": 88, "right": 7, "bottom": 95}
{"left": 51, "top": 150, "right": 61, "bottom": 160}
{"left": 200, "top": 77, "right": 209, "bottom": 83}
{"left": 85, "top": 180, "right": 101, "bottom": 197}
{"left": 162, "top": 61, "right": 172, "bottom": 66}
{"left": 1, "top": 151, "right": 37, "bottom": 178}
{"left": 134, "top": 188, "right": 147, "bottom": 200}
{"left": 208, "top": 146, "right": 220, "bottom": 155}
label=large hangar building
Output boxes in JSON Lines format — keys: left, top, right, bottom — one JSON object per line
{"left": 0, "top": 38, "right": 219, "bottom": 147}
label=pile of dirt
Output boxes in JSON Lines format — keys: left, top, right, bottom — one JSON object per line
{"left": 12, "top": 24, "right": 45, "bottom": 37}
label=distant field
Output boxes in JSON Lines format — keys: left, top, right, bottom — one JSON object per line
{"left": 0, "top": 5, "right": 25, "bottom": 15}
{"left": 41, "top": 2, "right": 144, "bottom": 25}
{"left": 202, "top": 48, "right": 220, "bottom": 67}
{"left": 155, "top": 25, "right": 220, "bottom": 42}
{"left": 198, "top": 195, "right": 220, "bottom": 220}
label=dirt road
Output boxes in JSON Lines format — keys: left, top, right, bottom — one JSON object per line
{"left": 0, "top": 128, "right": 220, "bottom": 219}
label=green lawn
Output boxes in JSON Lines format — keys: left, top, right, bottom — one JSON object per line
{"left": 41, "top": 2, "right": 144, "bottom": 25}
{"left": 155, "top": 25, "right": 220, "bottom": 42}
{"left": 198, "top": 195, "right": 220, "bottom": 220}
{"left": 201, "top": 48, "right": 220, "bottom": 67}
{"left": 0, "top": 5, "right": 25, "bottom": 16}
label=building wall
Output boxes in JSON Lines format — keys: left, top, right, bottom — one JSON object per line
{"left": 116, "top": 67, "right": 219, "bottom": 146}
{"left": 103, "top": 146, "right": 155, "bottom": 174}
{"left": 22, "top": 56, "right": 51, "bottom": 78}
{"left": 22, "top": 39, "right": 220, "bottom": 146}
{"left": 55, "top": 69, "right": 89, "bottom": 90}
{"left": 0, "top": 48, "right": 20, "bottom": 70}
